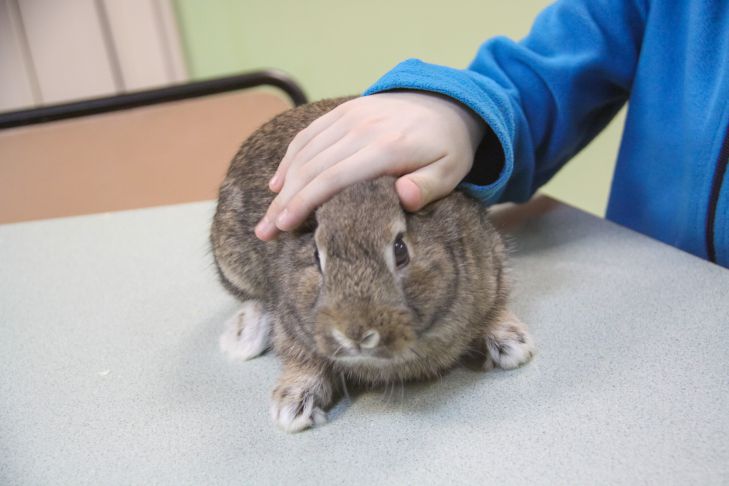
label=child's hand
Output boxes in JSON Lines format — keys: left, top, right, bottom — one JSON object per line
{"left": 255, "top": 91, "right": 486, "bottom": 241}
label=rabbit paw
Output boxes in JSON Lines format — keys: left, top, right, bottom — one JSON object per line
{"left": 219, "top": 301, "right": 271, "bottom": 361}
{"left": 270, "top": 373, "right": 332, "bottom": 433}
{"left": 485, "top": 311, "right": 535, "bottom": 370}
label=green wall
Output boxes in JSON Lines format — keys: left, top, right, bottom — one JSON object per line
{"left": 174, "top": 0, "right": 622, "bottom": 216}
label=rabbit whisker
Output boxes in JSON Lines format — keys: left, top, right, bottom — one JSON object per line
{"left": 339, "top": 373, "right": 349, "bottom": 400}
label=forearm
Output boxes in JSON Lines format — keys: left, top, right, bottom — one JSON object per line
{"left": 365, "top": 0, "right": 647, "bottom": 204}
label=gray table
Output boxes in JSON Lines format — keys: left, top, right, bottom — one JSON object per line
{"left": 2, "top": 198, "right": 728, "bottom": 485}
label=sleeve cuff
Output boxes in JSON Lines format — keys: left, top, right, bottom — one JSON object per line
{"left": 363, "top": 58, "right": 516, "bottom": 206}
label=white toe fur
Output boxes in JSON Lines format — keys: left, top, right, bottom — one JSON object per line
{"left": 270, "top": 391, "right": 327, "bottom": 433}
{"left": 219, "top": 301, "right": 271, "bottom": 361}
{"left": 270, "top": 399, "right": 326, "bottom": 433}
{"left": 486, "top": 311, "right": 535, "bottom": 370}
{"left": 270, "top": 374, "right": 330, "bottom": 433}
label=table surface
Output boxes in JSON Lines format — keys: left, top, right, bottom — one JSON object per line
{"left": 2, "top": 199, "right": 728, "bottom": 485}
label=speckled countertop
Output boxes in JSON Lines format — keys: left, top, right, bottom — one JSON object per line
{"left": 1, "top": 199, "right": 728, "bottom": 485}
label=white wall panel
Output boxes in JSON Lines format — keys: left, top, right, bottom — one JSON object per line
{"left": 101, "top": 0, "right": 169, "bottom": 91}
{"left": 0, "top": 0, "right": 38, "bottom": 111}
{"left": 18, "top": 0, "right": 119, "bottom": 104}
{"left": 1, "top": 0, "right": 187, "bottom": 110}
{"left": 153, "top": 0, "right": 187, "bottom": 83}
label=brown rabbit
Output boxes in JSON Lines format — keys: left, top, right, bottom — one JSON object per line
{"left": 211, "top": 97, "right": 535, "bottom": 432}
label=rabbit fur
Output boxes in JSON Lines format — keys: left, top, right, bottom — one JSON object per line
{"left": 211, "top": 97, "right": 535, "bottom": 433}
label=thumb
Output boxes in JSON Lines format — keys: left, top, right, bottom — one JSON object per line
{"left": 395, "top": 160, "right": 461, "bottom": 212}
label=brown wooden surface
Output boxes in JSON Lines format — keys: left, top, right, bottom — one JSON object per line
{"left": 0, "top": 89, "right": 290, "bottom": 223}
{"left": 489, "top": 194, "right": 562, "bottom": 233}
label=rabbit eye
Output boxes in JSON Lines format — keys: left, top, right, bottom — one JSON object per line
{"left": 314, "top": 247, "right": 322, "bottom": 271}
{"left": 393, "top": 234, "right": 409, "bottom": 268}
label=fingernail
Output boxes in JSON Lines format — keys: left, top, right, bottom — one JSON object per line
{"left": 269, "top": 174, "right": 279, "bottom": 190}
{"left": 275, "top": 209, "right": 292, "bottom": 229}
{"left": 255, "top": 217, "right": 273, "bottom": 237}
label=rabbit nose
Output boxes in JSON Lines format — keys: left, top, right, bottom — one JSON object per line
{"left": 331, "top": 328, "right": 381, "bottom": 353}
{"left": 360, "top": 329, "right": 380, "bottom": 349}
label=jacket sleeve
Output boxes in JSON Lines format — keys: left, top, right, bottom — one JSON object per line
{"left": 363, "top": 0, "right": 647, "bottom": 204}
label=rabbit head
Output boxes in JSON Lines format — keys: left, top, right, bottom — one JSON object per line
{"left": 275, "top": 176, "right": 495, "bottom": 380}
{"left": 312, "top": 176, "right": 416, "bottom": 361}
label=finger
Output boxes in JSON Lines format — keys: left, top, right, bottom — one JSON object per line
{"left": 395, "top": 177, "right": 424, "bottom": 211}
{"left": 275, "top": 144, "right": 400, "bottom": 231}
{"left": 255, "top": 188, "right": 290, "bottom": 240}
{"left": 262, "top": 117, "right": 355, "bottom": 236}
{"left": 263, "top": 131, "right": 368, "bottom": 229}
{"left": 396, "top": 156, "right": 467, "bottom": 211}
{"left": 281, "top": 116, "right": 355, "bottom": 181}
{"left": 254, "top": 213, "right": 281, "bottom": 241}
{"left": 295, "top": 130, "right": 369, "bottom": 187}
{"left": 269, "top": 106, "right": 347, "bottom": 192}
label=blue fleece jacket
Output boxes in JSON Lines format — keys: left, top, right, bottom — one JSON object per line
{"left": 364, "top": 0, "right": 729, "bottom": 268}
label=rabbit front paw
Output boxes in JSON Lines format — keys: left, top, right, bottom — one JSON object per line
{"left": 270, "top": 371, "right": 333, "bottom": 433}
{"left": 485, "top": 311, "right": 535, "bottom": 370}
{"left": 219, "top": 301, "right": 271, "bottom": 361}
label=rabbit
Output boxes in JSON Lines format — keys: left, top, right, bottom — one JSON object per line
{"left": 210, "top": 96, "right": 535, "bottom": 433}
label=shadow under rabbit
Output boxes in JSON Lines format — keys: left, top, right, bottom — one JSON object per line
{"left": 322, "top": 351, "right": 535, "bottom": 424}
